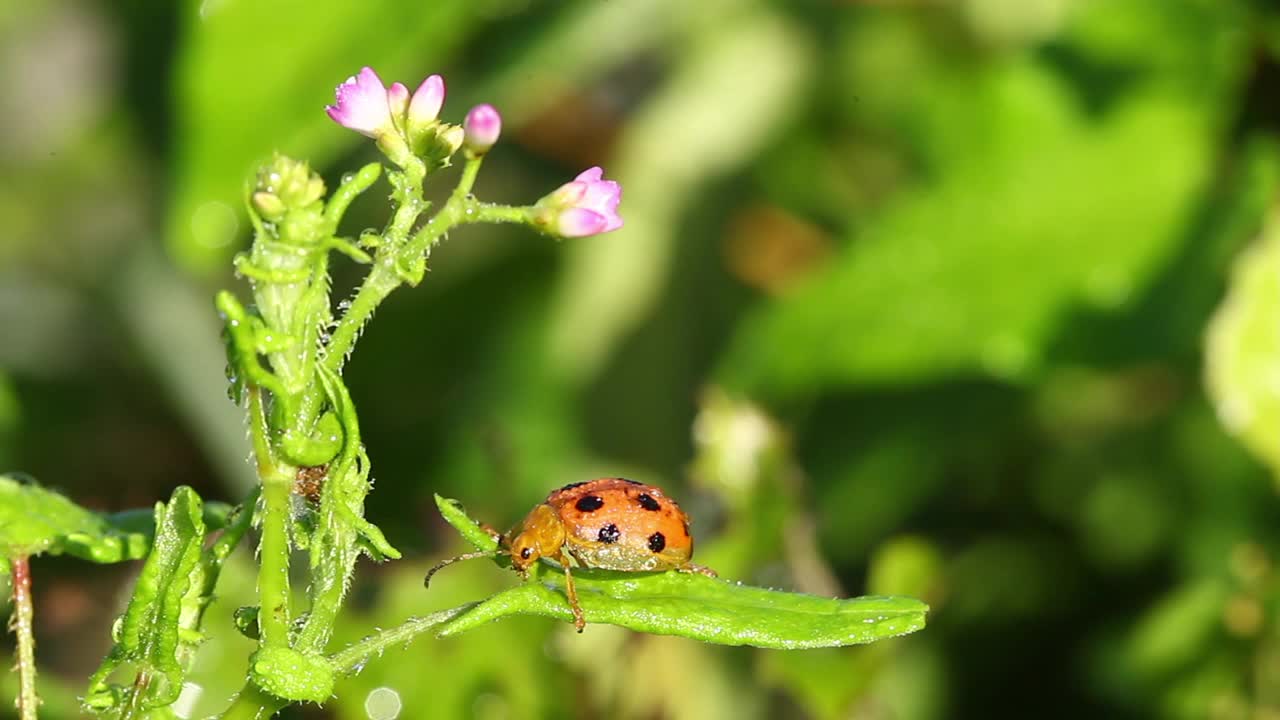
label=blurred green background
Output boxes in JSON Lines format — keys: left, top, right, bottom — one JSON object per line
{"left": 2, "top": 0, "right": 1280, "bottom": 717}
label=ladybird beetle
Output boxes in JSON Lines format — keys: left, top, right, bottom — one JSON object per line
{"left": 426, "top": 478, "right": 716, "bottom": 632}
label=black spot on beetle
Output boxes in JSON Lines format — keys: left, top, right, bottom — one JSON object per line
{"left": 575, "top": 495, "right": 605, "bottom": 512}
{"left": 648, "top": 532, "right": 666, "bottom": 553}
{"left": 559, "top": 481, "right": 587, "bottom": 492}
{"left": 598, "top": 524, "right": 621, "bottom": 544}
{"left": 636, "top": 493, "right": 661, "bottom": 511}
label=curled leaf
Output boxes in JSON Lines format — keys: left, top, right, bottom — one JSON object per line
{"left": 84, "top": 486, "right": 256, "bottom": 715}
{"left": 86, "top": 487, "right": 205, "bottom": 711}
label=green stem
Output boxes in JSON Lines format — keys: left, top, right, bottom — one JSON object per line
{"left": 323, "top": 162, "right": 382, "bottom": 231}
{"left": 328, "top": 604, "right": 476, "bottom": 674}
{"left": 321, "top": 262, "right": 400, "bottom": 380}
{"left": 471, "top": 202, "right": 534, "bottom": 226}
{"left": 210, "top": 486, "right": 261, "bottom": 566}
{"left": 214, "top": 606, "right": 475, "bottom": 719}
{"left": 216, "top": 682, "right": 287, "bottom": 720}
{"left": 300, "top": 158, "right": 428, "bottom": 421}
{"left": 381, "top": 158, "right": 428, "bottom": 250}
{"left": 401, "top": 155, "right": 484, "bottom": 259}
{"left": 9, "top": 555, "right": 37, "bottom": 720}
{"left": 304, "top": 155, "right": 491, "bottom": 428}
{"left": 121, "top": 671, "right": 151, "bottom": 720}
{"left": 249, "top": 388, "right": 293, "bottom": 648}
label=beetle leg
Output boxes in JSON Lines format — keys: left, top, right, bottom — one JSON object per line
{"left": 557, "top": 554, "right": 586, "bottom": 632}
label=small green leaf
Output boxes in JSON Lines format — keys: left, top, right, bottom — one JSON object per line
{"left": 430, "top": 496, "right": 927, "bottom": 649}
{"left": 0, "top": 474, "right": 152, "bottom": 565}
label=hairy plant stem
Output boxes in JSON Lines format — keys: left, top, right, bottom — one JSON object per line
{"left": 121, "top": 671, "right": 151, "bottom": 719}
{"left": 216, "top": 606, "right": 475, "bottom": 719}
{"left": 297, "top": 155, "right": 490, "bottom": 428}
{"left": 328, "top": 604, "right": 475, "bottom": 674}
{"left": 10, "top": 555, "right": 37, "bottom": 720}
{"left": 249, "top": 387, "right": 294, "bottom": 648}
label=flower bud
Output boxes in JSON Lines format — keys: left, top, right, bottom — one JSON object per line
{"left": 533, "top": 167, "right": 623, "bottom": 238}
{"left": 406, "top": 74, "right": 445, "bottom": 146}
{"left": 256, "top": 155, "right": 326, "bottom": 211}
{"left": 463, "top": 104, "right": 502, "bottom": 155}
{"left": 252, "top": 191, "right": 286, "bottom": 221}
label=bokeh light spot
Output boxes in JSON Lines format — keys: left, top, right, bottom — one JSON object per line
{"left": 364, "top": 686, "right": 402, "bottom": 720}
{"left": 190, "top": 201, "right": 239, "bottom": 249}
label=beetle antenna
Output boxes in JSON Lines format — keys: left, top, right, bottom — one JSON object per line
{"left": 423, "top": 550, "right": 499, "bottom": 588}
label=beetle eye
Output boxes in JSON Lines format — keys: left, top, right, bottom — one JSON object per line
{"left": 520, "top": 548, "right": 532, "bottom": 560}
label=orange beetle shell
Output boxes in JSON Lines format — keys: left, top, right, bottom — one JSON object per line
{"left": 511, "top": 478, "right": 696, "bottom": 572}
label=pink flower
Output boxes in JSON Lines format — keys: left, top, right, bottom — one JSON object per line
{"left": 326, "top": 68, "right": 446, "bottom": 144}
{"left": 537, "top": 167, "right": 623, "bottom": 238}
{"left": 326, "top": 67, "right": 394, "bottom": 138}
{"left": 463, "top": 104, "right": 501, "bottom": 154}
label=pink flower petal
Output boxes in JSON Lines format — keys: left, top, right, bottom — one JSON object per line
{"left": 409, "top": 74, "right": 445, "bottom": 127}
{"left": 388, "top": 82, "right": 410, "bottom": 126}
{"left": 575, "top": 167, "right": 603, "bottom": 183}
{"left": 535, "top": 166, "right": 624, "bottom": 237}
{"left": 550, "top": 180, "right": 588, "bottom": 206}
{"left": 557, "top": 208, "right": 609, "bottom": 238}
{"left": 326, "top": 67, "right": 393, "bottom": 138}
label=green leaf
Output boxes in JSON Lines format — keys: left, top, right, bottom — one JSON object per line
{"left": 438, "top": 572, "right": 926, "bottom": 650}
{"left": 1206, "top": 210, "right": 1280, "bottom": 479}
{"left": 0, "top": 474, "right": 151, "bottom": 565}
{"left": 85, "top": 487, "right": 206, "bottom": 712}
{"left": 431, "top": 496, "right": 927, "bottom": 649}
